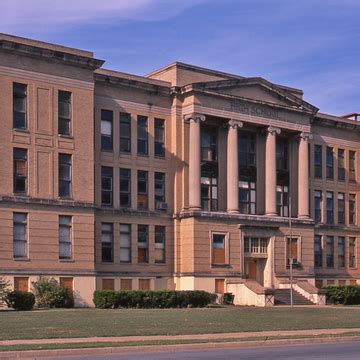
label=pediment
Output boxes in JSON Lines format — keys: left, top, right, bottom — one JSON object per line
{"left": 189, "top": 78, "right": 318, "bottom": 114}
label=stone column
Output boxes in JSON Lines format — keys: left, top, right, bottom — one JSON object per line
{"left": 184, "top": 113, "right": 206, "bottom": 210}
{"left": 265, "top": 126, "right": 281, "bottom": 216}
{"left": 298, "top": 132, "right": 312, "bottom": 218}
{"left": 227, "top": 120, "right": 243, "bottom": 213}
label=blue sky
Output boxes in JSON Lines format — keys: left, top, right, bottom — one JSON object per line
{"left": 1, "top": 0, "right": 359, "bottom": 115}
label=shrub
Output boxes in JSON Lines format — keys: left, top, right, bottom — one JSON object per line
{"left": 222, "top": 292, "right": 235, "bottom": 305}
{"left": 326, "top": 285, "right": 360, "bottom": 305}
{"left": 32, "top": 277, "right": 74, "bottom": 308}
{"left": 93, "top": 290, "right": 216, "bottom": 309}
{"left": 5, "top": 291, "right": 35, "bottom": 311}
{"left": 0, "top": 277, "right": 10, "bottom": 304}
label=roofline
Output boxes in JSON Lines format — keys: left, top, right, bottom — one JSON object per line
{"left": 146, "top": 61, "right": 304, "bottom": 95}
{"left": 0, "top": 33, "right": 104, "bottom": 70}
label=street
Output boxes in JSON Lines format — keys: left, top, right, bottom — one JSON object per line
{"left": 42, "top": 341, "right": 360, "bottom": 360}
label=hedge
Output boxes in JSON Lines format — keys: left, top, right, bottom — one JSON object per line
{"left": 93, "top": 290, "right": 217, "bottom": 309}
{"left": 326, "top": 285, "right": 360, "bottom": 305}
{"left": 5, "top": 291, "right": 35, "bottom": 311}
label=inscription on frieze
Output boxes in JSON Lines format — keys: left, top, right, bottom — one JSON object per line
{"left": 230, "top": 99, "right": 283, "bottom": 121}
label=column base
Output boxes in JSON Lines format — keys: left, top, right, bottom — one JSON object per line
{"left": 297, "top": 215, "right": 310, "bottom": 219}
{"left": 188, "top": 206, "right": 202, "bottom": 211}
{"left": 265, "top": 212, "right": 277, "bottom": 217}
{"left": 227, "top": 209, "right": 239, "bottom": 214}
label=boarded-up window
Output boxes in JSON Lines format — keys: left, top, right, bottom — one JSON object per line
{"left": 120, "top": 279, "right": 132, "bottom": 291}
{"left": 215, "top": 279, "right": 225, "bottom": 294}
{"left": 315, "top": 280, "right": 323, "bottom": 289}
{"left": 102, "top": 279, "right": 114, "bottom": 291}
{"left": 286, "top": 237, "right": 299, "bottom": 266}
{"left": 327, "top": 280, "right": 335, "bottom": 286}
{"left": 14, "top": 277, "right": 28, "bottom": 292}
{"left": 338, "top": 280, "right": 346, "bottom": 286}
{"left": 212, "top": 233, "right": 226, "bottom": 265}
{"left": 138, "top": 279, "right": 150, "bottom": 290}
{"left": 350, "top": 280, "right": 357, "bottom": 286}
{"left": 60, "top": 277, "right": 73, "bottom": 291}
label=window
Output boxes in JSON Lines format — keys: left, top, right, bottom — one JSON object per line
{"left": 58, "top": 154, "right": 72, "bottom": 198}
{"left": 155, "top": 172, "right": 166, "bottom": 210}
{"left": 101, "top": 223, "right": 113, "bottom": 262}
{"left": 139, "top": 279, "right": 150, "bottom": 290}
{"left": 239, "top": 132, "right": 256, "bottom": 167}
{"left": 201, "top": 176, "right": 218, "bottom": 211}
{"left": 120, "top": 279, "right": 132, "bottom": 290}
{"left": 58, "top": 91, "right": 72, "bottom": 136}
{"left": 326, "top": 192, "right": 334, "bottom": 224}
{"left": 137, "top": 170, "right": 148, "bottom": 209}
{"left": 101, "top": 110, "right": 113, "bottom": 151}
{"left": 154, "top": 118, "right": 165, "bottom": 157}
{"left": 326, "top": 236, "right": 334, "bottom": 268}
{"left": 314, "top": 145, "right": 322, "bottom": 178}
{"left": 314, "top": 235, "right": 322, "bottom": 267}
{"left": 338, "top": 149, "right": 345, "bottom": 181}
{"left": 244, "top": 237, "right": 268, "bottom": 255}
{"left": 101, "top": 166, "right": 113, "bottom": 206}
{"left": 276, "top": 185, "right": 289, "bottom": 217}
{"left": 137, "top": 115, "right": 148, "bottom": 155}
{"left": 349, "top": 237, "right": 356, "bottom": 268}
{"left": 326, "top": 147, "right": 334, "bottom": 179}
{"left": 120, "top": 112, "right": 131, "bottom": 153}
{"left": 155, "top": 226, "right": 166, "bottom": 264}
{"left": 137, "top": 225, "right": 148, "bottom": 263}
{"left": 120, "top": 168, "right": 131, "bottom": 208}
{"left": 338, "top": 236, "right": 345, "bottom": 268}
{"left": 212, "top": 233, "right": 227, "bottom": 265}
{"left": 13, "top": 213, "right": 27, "bottom": 258}
{"left": 13, "top": 83, "right": 27, "bottom": 129}
{"left": 59, "top": 277, "right": 73, "bottom": 292}
{"left": 14, "top": 277, "right": 29, "bottom": 291}
{"left": 102, "top": 279, "right": 114, "bottom": 291}
{"left": 287, "top": 237, "right": 299, "bottom": 266}
{"left": 337, "top": 193, "right": 345, "bottom": 224}
{"left": 314, "top": 190, "right": 322, "bottom": 223}
{"left": 59, "top": 216, "right": 72, "bottom": 259}
{"left": 120, "top": 224, "right": 131, "bottom": 263}
{"left": 201, "top": 126, "right": 217, "bottom": 161}
{"left": 239, "top": 181, "right": 256, "bottom": 214}
{"left": 13, "top": 148, "right": 27, "bottom": 194}
{"left": 276, "top": 138, "right": 288, "bottom": 171}
{"left": 349, "top": 194, "right": 356, "bottom": 225}
{"left": 349, "top": 150, "right": 356, "bottom": 182}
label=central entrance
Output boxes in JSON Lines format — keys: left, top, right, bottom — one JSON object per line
{"left": 244, "top": 236, "right": 270, "bottom": 286}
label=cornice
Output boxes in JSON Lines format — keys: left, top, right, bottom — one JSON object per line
{"left": 0, "top": 38, "right": 104, "bottom": 70}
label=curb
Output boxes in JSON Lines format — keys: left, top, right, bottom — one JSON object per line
{"left": 1, "top": 335, "right": 360, "bottom": 359}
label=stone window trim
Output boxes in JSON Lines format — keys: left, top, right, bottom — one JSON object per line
{"left": 284, "top": 235, "right": 302, "bottom": 268}
{"left": 210, "top": 231, "right": 230, "bottom": 267}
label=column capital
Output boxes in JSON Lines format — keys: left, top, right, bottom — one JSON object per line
{"left": 267, "top": 126, "right": 281, "bottom": 135}
{"left": 183, "top": 112, "right": 206, "bottom": 123}
{"left": 228, "top": 119, "right": 243, "bottom": 129}
{"left": 299, "top": 132, "right": 313, "bottom": 141}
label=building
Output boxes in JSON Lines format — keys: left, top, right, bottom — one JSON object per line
{"left": 0, "top": 33, "right": 359, "bottom": 306}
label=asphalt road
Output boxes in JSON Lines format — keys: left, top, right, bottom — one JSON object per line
{"left": 42, "top": 341, "right": 360, "bottom": 360}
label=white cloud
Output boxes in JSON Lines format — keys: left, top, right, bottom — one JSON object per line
{"left": 1, "top": 0, "right": 206, "bottom": 32}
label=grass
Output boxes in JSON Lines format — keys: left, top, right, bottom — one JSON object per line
{"left": 1, "top": 332, "right": 360, "bottom": 352}
{"left": 0, "top": 307, "right": 360, "bottom": 341}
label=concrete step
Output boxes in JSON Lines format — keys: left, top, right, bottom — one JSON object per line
{"left": 274, "top": 288, "right": 315, "bottom": 305}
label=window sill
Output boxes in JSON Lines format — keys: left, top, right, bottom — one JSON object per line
{"left": 155, "top": 262, "right": 166, "bottom": 266}
{"left": 58, "top": 134, "right": 73, "bottom": 139}
{"left": 154, "top": 155, "right": 165, "bottom": 160}
{"left": 137, "top": 153, "right": 149, "bottom": 158}
{"left": 119, "top": 151, "right": 132, "bottom": 155}
{"left": 101, "top": 149, "right": 114, "bottom": 153}
{"left": 211, "top": 264, "right": 231, "bottom": 268}
{"left": 13, "top": 128, "right": 30, "bottom": 133}
{"left": 59, "top": 259, "right": 75, "bottom": 263}
{"left": 13, "top": 257, "right": 30, "bottom": 261}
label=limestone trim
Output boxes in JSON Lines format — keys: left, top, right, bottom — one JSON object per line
{"left": 0, "top": 65, "right": 95, "bottom": 90}
{"left": 227, "top": 119, "right": 243, "bottom": 129}
{"left": 183, "top": 112, "right": 206, "bottom": 124}
{"left": 182, "top": 104, "right": 311, "bottom": 133}
{"left": 299, "top": 132, "right": 313, "bottom": 141}
{"left": 267, "top": 126, "right": 281, "bottom": 135}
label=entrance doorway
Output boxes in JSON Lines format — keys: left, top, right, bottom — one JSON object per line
{"left": 245, "top": 258, "right": 266, "bottom": 285}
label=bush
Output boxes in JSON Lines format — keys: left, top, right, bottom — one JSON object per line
{"left": 32, "top": 277, "right": 74, "bottom": 308}
{"left": 0, "top": 277, "right": 10, "bottom": 304}
{"left": 222, "top": 292, "right": 235, "bottom": 305}
{"left": 93, "top": 290, "right": 217, "bottom": 309}
{"left": 326, "top": 285, "right": 360, "bottom": 305}
{"left": 5, "top": 291, "right": 35, "bottom": 311}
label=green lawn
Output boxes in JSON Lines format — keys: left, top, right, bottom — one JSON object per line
{"left": 0, "top": 307, "right": 360, "bottom": 340}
